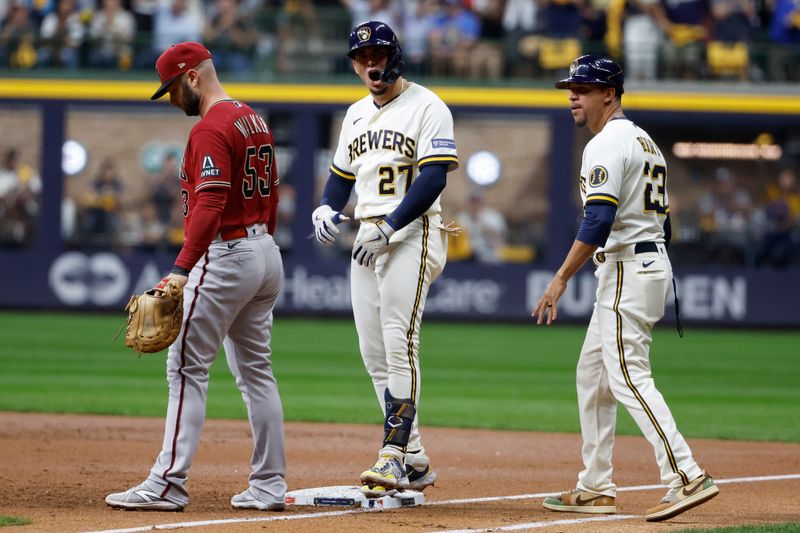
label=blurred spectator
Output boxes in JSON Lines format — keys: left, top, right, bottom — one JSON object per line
{"left": 622, "top": 0, "right": 665, "bottom": 80}
{"left": 399, "top": 0, "right": 436, "bottom": 75}
{"left": 698, "top": 166, "right": 753, "bottom": 264}
{"left": 273, "top": 182, "right": 295, "bottom": 252}
{"left": 150, "top": 152, "right": 178, "bottom": 226}
{"left": 502, "top": 0, "right": 541, "bottom": 77}
{"left": 755, "top": 168, "right": 800, "bottom": 267}
{"left": 767, "top": 0, "right": 800, "bottom": 81}
{"left": 87, "top": 0, "right": 136, "bottom": 69}
{"left": 124, "top": 200, "right": 166, "bottom": 249}
{"left": 428, "top": 0, "right": 480, "bottom": 77}
{"left": 469, "top": 0, "right": 505, "bottom": 80}
{"left": 658, "top": 0, "right": 711, "bottom": 79}
{"left": 130, "top": 0, "right": 157, "bottom": 52}
{"left": 581, "top": 0, "right": 609, "bottom": 46}
{"left": 203, "top": 0, "right": 257, "bottom": 74}
{"left": 707, "top": 0, "right": 756, "bottom": 80}
{"left": 538, "top": 0, "right": 585, "bottom": 72}
{"left": 142, "top": 0, "right": 204, "bottom": 67}
{"left": 38, "top": 0, "right": 84, "bottom": 68}
{"left": 0, "top": 148, "right": 41, "bottom": 246}
{"left": 275, "top": 0, "right": 324, "bottom": 74}
{"left": 456, "top": 189, "right": 509, "bottom": 263}
{"left": 0, "top": 4, "right": 37, "bottom": 68}
{"left": 342, "top": 0, "right": 399, "bottom": 27}
{"left": 80, "top": 157, "right": 124, "bottom": 245}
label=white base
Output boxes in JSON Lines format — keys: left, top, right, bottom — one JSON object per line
{"left": 285, "top": 485, "right": 425, "bottom": 509}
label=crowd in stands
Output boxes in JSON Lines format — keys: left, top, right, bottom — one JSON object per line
{"left": 1, "top": 0, "right": 799, "bottom": 81}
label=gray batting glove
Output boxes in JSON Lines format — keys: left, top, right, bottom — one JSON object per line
{"left": 353, "top": 219, "right": 395, "bottom": 267}
{"left": 312, "top": 205, "right": 349, "bottom": 245}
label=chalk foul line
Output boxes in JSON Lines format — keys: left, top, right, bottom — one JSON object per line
{"left": 83, "top": 472, "right": 800, "bottom": 533}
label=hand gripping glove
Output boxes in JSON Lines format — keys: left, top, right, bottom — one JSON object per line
{"left": 353, "top": 219, "right": 395, "bottom": 267}
{"left": 121, "top": 277, "right": 184, "bottom": 353}
{"left": 312, "top": 205, "right": 350, "bottom": 245}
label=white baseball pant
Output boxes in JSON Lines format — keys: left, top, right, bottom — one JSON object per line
{"left": 350, "top": 214, "right": 447, "bottom": 461}
{"left": 576, "top": 246, "right": 703, "bottom": 496}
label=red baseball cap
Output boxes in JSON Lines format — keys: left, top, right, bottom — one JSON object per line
{"left": 151, "top": 42, "right": 212, "bottom": 100}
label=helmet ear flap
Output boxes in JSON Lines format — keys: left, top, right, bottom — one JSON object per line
{"left": 380, "top": 46, "right": 404, "bottom": 84}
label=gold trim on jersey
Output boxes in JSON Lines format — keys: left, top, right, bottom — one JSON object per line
{"left": 418, "top": 155, "right": 458, "bottom": 168}
{"left": 585, "top": 193, "right": 619, "bottom": 206}
{"left": 613, "top": 262, "right": 689, "bottom": 486}
{"left": 404, "top": 216, "right": 429, "bottom": 407}
{"left": 330, "top": 164, "right": 356, "bottom": 180}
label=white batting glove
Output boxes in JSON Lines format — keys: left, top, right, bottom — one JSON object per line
{"left": 353, "top": 219, "right": 395, "bottom": 267}
{"left": 312, "top": 205, "right": 349, "bottom": 245}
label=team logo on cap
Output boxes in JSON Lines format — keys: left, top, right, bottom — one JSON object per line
{"left": 357, "top": 26, "right": 371, "bottom": 41}
{"left": 178, "top": 62, "right": 186, "bottom": 68}
{"left": 589, "top": 166, "right": 608, "bottom": 187}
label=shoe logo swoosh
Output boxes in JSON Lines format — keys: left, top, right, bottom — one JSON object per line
{"left": 575, "top": 493, "right": 607, "bottom": 505}
{"left": 643, "top": 260, "right": 655, "bottom": 268}
{"left": 681, "top": 480, "right": 706, "bottom": 497}
{"left": 227, "top": 241, "right": 240, "bottom": 249}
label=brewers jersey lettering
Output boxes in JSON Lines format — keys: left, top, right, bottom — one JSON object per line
{"left": 579, "top": 118, "right": 668, "bottom": 253}
{"left": 331, "top": 83, "right": 458, "bottom": 220}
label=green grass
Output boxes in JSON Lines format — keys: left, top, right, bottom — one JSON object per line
{"left": 675, "top": 523, "right": 800, "bottom": 532}
{"left": 0, "top": 516, "right": 32, "bottom": 527}
{"left": 0, "top": 312, "right": 798, "bottom": 442}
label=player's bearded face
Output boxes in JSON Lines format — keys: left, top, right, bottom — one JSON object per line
{"left": 180, "top": 77, "right": 202, "bottom": 117}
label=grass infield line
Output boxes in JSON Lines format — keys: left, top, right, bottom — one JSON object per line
{"left": 82, "top": 473, "right": 800, "bottom": 533}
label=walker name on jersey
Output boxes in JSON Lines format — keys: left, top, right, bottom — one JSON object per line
{"left": 233, "top": 114, "right": 270, "bottom": 139}
{"left": 348, "top": 130, "right": 416, "bottom": 164}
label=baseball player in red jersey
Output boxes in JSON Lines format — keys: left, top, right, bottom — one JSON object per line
{"left": 106, "top": 42, "right": 286, "bottom": 512}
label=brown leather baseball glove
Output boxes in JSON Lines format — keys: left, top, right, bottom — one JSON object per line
{"left": 121, "top": 278, "right": 184, "bottom": 353}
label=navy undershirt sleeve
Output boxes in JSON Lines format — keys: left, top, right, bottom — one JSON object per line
{"left": 576, "top": 203, "right": 617, "bottom": 247}
{"left": 385, "top": 163, "right": 448, "bottom": 230}
{"left": 321, "top": 171, "right": 355, "bottom": 212}
{"left": 664, "top": 214, "right": 672, "bottom": 248}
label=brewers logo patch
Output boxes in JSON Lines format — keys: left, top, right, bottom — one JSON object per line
{"left": 589, "top": 166, "right": 608, "bottom": 187}
{"left": 357, "top": 26, "right": 371, "bottom": 42}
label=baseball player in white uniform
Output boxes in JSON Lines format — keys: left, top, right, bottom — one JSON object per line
{"left": 532, "top": 55, "right": 719, "bottom": 522}
{"left": 311, "top": 21, "right": 458, "bottom": 497}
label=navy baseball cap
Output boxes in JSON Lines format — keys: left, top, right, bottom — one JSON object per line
{"left": 151, "top": 42, "right": 212, "bottom": 100}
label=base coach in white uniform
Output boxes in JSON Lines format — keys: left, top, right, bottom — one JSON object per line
{"left": 311, "top": 21, "right": 458, "bottom": 498}
{"left": 532, "top": 55, "right": 719, "bottom": 522}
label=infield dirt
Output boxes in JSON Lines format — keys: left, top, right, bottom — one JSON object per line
{"left": 1, "top": 412, "right": 798, "bottom": 532}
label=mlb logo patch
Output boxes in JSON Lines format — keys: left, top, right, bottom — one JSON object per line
{"left": 432, "top": 138, "right": 456, "bottom": 149}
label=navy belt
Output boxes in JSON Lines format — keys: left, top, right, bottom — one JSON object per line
{"left": 634, "top": 242, "right": 658, "bottom": 254}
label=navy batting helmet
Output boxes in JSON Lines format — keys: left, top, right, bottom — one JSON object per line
{"left": 347, "top": 21, "right": 404, "bottom": 85}
{"left": 555, "top": 55, "right": 624, "bottom": 96}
